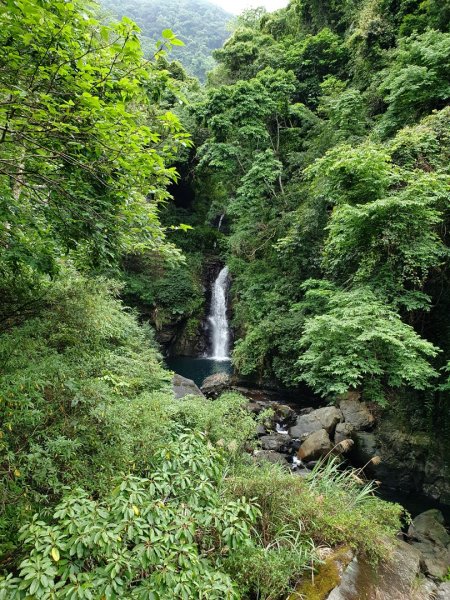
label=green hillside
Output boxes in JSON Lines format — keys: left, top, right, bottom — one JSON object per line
{"left": 102, "top": 0, "right": 232, "bottom": 80}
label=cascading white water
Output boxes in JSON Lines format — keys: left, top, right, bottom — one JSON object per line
{"left": 213, "top": 214, "right": 225, "bottom": 249}
{"left": 208, "top": 266, "right": 230, "bottom": 361}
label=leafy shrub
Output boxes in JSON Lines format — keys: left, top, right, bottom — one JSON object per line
{"left": 122, "top": 252, "right": 204, "bottom": 329}
{"left": 0, "top": 268, "right": 173, "bottom": 558}
{"left": 0, "top": 432, "right": 259, "bottom": 599}
{"left": 172, "top": 392, "right": 258, "bottom": 454}
{"left": 378, "top": 29, "right": 450, "bottom": 135}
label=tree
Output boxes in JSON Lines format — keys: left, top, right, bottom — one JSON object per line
{"left": 0, "top": 0, "right": 188, "bottom": 314}
{"left": 297, "top": 285, "right": 440, "bottom": 403}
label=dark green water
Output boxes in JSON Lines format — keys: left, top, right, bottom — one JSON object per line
{"left": 166, "top": 356, "right": 233, "bottom": 387}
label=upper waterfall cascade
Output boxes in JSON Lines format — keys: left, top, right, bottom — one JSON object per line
{"left": 208, "top": 266, "right": 230, "bottom": 360}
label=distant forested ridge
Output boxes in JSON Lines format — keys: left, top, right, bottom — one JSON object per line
{"left": 101, "top": 0, "right": 232, "bottom": 79}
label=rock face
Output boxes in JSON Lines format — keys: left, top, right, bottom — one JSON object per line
{"left": 339, "top": 397, "right": 375, "bottom": 431}
{"left": 200, "top": 372, "right": 232, "bottom": 398}
{"left": 298, "top": 429, "right": 332, "bottom": 461}
{"left": 436, "top": 582, "right": 450, "bottom": 599}
{"left": 351, "top": 432, "right": 379, "bottom": 467}
{"left": 375, "top": 422, "right": 450, "bottom": 503}
{"left": 172, "top": 374, "right": 205, "bottom": 399}
{"left": 408, "top": 509, "right": 450, "bottom": 578}
{"left": 289, "top": 406, "right": 343, "bottom": 439}
{"left": 327, "top": 539, "right": 425, "bottom": 600}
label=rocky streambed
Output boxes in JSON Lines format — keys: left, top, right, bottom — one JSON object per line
{"left": 173, "top": 371, "right": 450, "bottom": 599}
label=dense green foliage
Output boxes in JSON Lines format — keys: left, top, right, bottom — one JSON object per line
{"left": 1, "top": 0, "right": 447, "bottom": 597}
{"left": 0, "top": 269, "right": 402, "bottom": 597}
{"left": 101, "top": 0, "right": 232, "bottom": 80}
{"left": 191, "top": 0, "right": 450, "bottom": 412}
{"left": 0, "top": 0, "right": 190, "bottom": 330}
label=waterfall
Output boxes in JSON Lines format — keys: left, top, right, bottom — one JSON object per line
{"left": 213, "top": 213, "right": 225, "bottom": 249}
{"left": 208, "top": 266, "right": 230, "bottom": 361}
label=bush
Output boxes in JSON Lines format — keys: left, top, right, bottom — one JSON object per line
{"left": 0, "top": 268, "right": 173, "bottom": 559}
{"left": 0, "top": 432, "right": 260, "bottom": 599}
{"left": 225, "top": 459, "right": 403, "bottom": 562}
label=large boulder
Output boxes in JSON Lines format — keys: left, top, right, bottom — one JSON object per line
{"left": 172, "top": 374, "right": 205, "bottom": 399}
{"left": 327, "top": 539, "right": 425, "bottom": 600}
{"left": 298, "top": 429, "right": 333, "bottom": 461}
{"left": 339, "top": 397, "right": 375, "bottom": 431}
{"left": 259, "top": 434, "right": 291, "bottom": 453}
{"left": 408, "top": 509, "right": 450, "bottom": 578}
{"left": 253, "top": 450, "right": 289, "bottom": 467}
{"left": 289, "top": 406, "right": 343, "bottom": 439}
{"left": 409, "top": 509, "right": 450, "bottom": 547}
{"left": 200, "top": 372, "right": 232, "bottom": 398}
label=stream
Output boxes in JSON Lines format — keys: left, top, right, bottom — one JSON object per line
{"left": 166, "top": 259, "right": 450, "bottom": 528}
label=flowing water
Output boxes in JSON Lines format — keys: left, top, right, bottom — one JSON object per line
{"left": 208, "top": 265, "right": 230, "bottom": 361}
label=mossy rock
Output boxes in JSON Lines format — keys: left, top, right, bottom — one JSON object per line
{"left": 290, "top": 546, "right": 353, "bottom": 600}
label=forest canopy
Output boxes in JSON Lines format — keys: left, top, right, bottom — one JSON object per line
{"left": 0, "top": 0, "right": 449, "bottom": 597}
{"left": 101, "top": 0, "right": 233, "bottom": 80}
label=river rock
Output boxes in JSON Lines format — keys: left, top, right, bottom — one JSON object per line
{"left": 172, "top": 374, "right": 205, "bottom": 399}
{"left": 339, "top": 397, "right": 375, "bottom": 431}
{"left": 256, "top": 423, "right": 267, "bottom": 436}
{"left": 200, "top": 372, "right": 232, "bottom": 398}
{"left": 289, "top": 406, "right": 343, "bottom": 439}
{"left": 327, "top": 539, "right": 423, "bottom": 600}
{"left": 334, "top": 422, "right": 355, "bottom": 444}
{"left": 260, "top": 434, "right": 291, "bottom": 453}
{"left": 436, "top": 582, "right": 450, "bottom": 599}
{"left": 298, "top": 429, "right": 332, "bottom": 461}
{"left": 408, "top": 509, "right": 450, "bottom": 578}
{"left": 409, "top": 509, "right": 450, "bottom": 547}
{"left": 351, "top": 432, "right": 379, "bottom": 466}
{"left": 253, "top": 450, "right": 288, "bottom": 467}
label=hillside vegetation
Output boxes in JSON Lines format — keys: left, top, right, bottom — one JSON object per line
{"left": 188, "top": 0, "right": 450, "bottom": 420}
{"left": 102, "top": 0, "right": 232, "bottom": 80}
{"left": 0, "top": 0, "right": 449, "bottom": 598}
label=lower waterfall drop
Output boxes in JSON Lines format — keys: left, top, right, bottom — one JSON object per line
{"left": 208, "top": 266, "right": 230, "bottom": 361}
